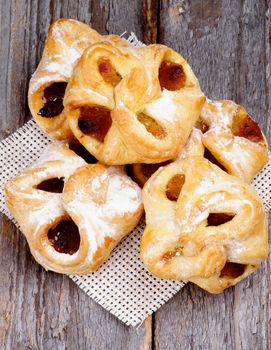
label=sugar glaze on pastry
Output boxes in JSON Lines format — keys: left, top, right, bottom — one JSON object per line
{"left": 187, "top": 99, "right": 268, "bottom": 183}
{"left": 129, "top": 98, "right": 268, "bottom": 188}
{"left": 5, "top": 143, "right": 143, "bottom": 274}
{"left": 64, "top": 42, "right": 205, "bottom": 164}
{"left": 28, "top": 19, "right": 103, "bottom": 140}
{"left": 140, "top": 156, "right": 268, "bottom": 293}
{"left": 62, "top": 164, "right": 143, "bottom": 271}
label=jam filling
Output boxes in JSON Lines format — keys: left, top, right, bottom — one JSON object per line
{"left": 47, "top": 220, "right": 80, "bottom": 255}
{"left": 219, "top": 262, "right": 246, "bottom": 279}
{"left": 68, "top": 139, "right": 98, "bottom": 164}
{"left": 158, "top": 60, "right": 186, "bottom": 91}
{"left": 137, "top": 113, "right": 167, "bottom": 139}
{"left": 207, "top": 213, "right": 235, "bottom": 226}
{"left": 98, "top": 58, "right": 122, "bottom": 86}
{"left": 38, "top": 82, "right": 67, "bottom": 118}
{"left": 204, "top": 148, "right": 227, "bottom": 172}
{"left": 78, "top": 106, "right": 112, "bottom": 142}
{"left": 195, "top": 119, "right": 209, "bottom": 133}
{"left": 232, "top": 109, "right": 263, "bottom": 143}
{"left": 36, "top": 177, "right": 64, "bottom": 193}
{"left": 166, "top": 174, "right": 185, "bottom": 201}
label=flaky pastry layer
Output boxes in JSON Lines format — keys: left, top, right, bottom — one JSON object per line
{"left": 140, "top": 156, "right": 268, "bottom": 293}
{"left": 5, "top": 143, "right": 143, "bottom": 274}
{"left": 64, "top": 42, "right": 205, "bottom": 164}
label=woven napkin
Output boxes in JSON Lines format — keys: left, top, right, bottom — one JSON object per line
{"left": 1, "top": 34, "right": 271, "bottom": 327}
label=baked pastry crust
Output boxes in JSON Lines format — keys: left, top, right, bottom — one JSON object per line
{"left": 140, "top": 156, "right": 268, "bottom": 293}
{"left": 127, "top": 98, "right": 268, "bottom": 187}
{"left": 28, "top": 19, "right": 103, "bottom": 140}
{"left": 126, "top": 162, "right": 171, "bottom": 188}
{"left": 62, "top": 163, "right": 143, "bottom": 273}
{"left": 5, "top": 143, "right": 143, "bottom": 274}
{"left": 184, "top": 99, "right": 268, "bottom": 183}
{"left": 64, "top": 42, "right": 205, "bottom": 164}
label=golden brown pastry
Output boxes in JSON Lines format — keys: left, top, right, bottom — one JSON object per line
{"left": 5, "top": 143, "right": 143, "bottom": 274}
{"left": 140, "top": 156, "right": 268, "bottom": 293}
{"left": 28, "top": 19, "right": 103, "bottom": 140}
{"left": 126, "top": 162, "right": 171, "bottom": 188}
{"left": 177, "top": 127, "right": 205, "bottom": 158}
{"left": 64, "top": 42, "right": 205, "bottom": 164}
{"left": 126, "top": 127, "right": 203, "bottom": 187}
{"left": 184, "top": 99, "right": 268, "bottom": 183}
{"left": 127, "top": 98, "right": 268, "bottom": 188}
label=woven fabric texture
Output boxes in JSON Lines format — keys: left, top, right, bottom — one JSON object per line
{"left": 0, "top": 34, "right": 270, "bottom": 327}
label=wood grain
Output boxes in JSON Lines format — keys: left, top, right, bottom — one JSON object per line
{"left": 0, "top": 0, "right": 270, "bottom": 349}
{"left": 142, "top": 0, "right": 159, "bottom": 44}
{"left": 155, "top": 1, "right": 271, "bottom": 349}
{"left": 154, "top": 221, "right": 271, "bottom": 350}
{"left": 0, "top": 1, "right": 151, "bottom": 349}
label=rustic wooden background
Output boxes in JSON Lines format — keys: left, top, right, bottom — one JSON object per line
{"left": 0, "top": 0, "right": 270, "bottom": 349}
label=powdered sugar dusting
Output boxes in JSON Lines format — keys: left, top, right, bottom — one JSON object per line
{"left": 46, "top": 61, "right": 76, "bottom": 78}
{"left": 1, "top": 31, "right": 271, "bottom": 327}
{"left": 106, "top": 174, "right": 142, "bottom": 215}
{"left": 30, "top": 194, "right": 65, "bottom": 233}
{"left": 36, "top": 143, "right": 86, "bottom": 168}
{"left": 30, "top": 21, "right": 102, "bottom": 93}
{"left": 201, "top": 99, "right": 238, "bottom": 132}
{"left": 144, "top": 90, "right": 177, "bottom": 123}
{"left": 65, "top": 168, "right": 142, "bottom": 263}
{"left": 29, "top": 74, "right": 66, "bottom": 94}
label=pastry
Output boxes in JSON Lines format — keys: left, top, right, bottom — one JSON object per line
{"left": 126, "top": 126, "right": 205, "bottom": 187}
{"left": 140, "top": 156, "right": 268, "bottom": 293}
{"left": 5, "top": 144, "right": 143, "bottom": 274}
{"left": 127, "top": 98, "right": 268, "bottom": 187}
{"left": 64, "top": 42, "right": 205, "bottom": 164}
{"left": 126, "top": 162, "right": 171, "bottom": 188}
{"left": 28, "top": 19, "right": 103, "bottom": 140}
{"left": 187, "top": 99, "right": 268, "bottom": 183}
{"left": 62, "top": 163, "right": 143, "bottom": 273}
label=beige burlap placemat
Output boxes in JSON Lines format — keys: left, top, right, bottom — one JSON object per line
{"left": 0, "top": 34, "right": 270, "bottom": 327}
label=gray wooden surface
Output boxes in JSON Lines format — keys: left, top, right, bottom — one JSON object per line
{"left": 0, "top": 1, "right": 270, "bottom": 349}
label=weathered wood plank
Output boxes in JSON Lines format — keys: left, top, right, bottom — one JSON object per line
{"left": 142, "top": 0, "right": 159, "bottom": 44}
{"left": 1, "top": 0, "right": 270, "bottom": 349}
{"left": 0, "top": 216, "right": 153, "bottom": 350}
{"left": 0, "top": 0, "right": 31, "bottom": 138}
{"left": 0, "top": 1, "right": 152, "bottom": 349}
{"left": 155, "top": 1, "right": 270, "bottom": 349}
